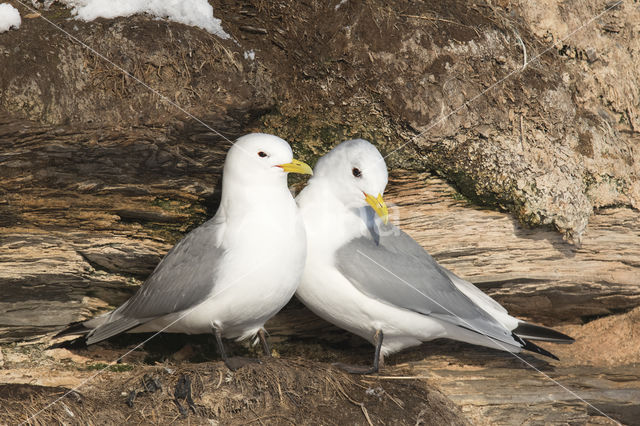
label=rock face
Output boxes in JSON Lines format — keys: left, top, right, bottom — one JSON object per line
{"left": 0, "top": 10, "right": 272, "bottom": 128}
{"left": 230, "top": 0, "right": 640, "bottom": 242}
{"left": 2, "top": 1, "right": 639, "bottom": 240}
{"left": 1, "top": 0, "right": 639, "bottom": 424}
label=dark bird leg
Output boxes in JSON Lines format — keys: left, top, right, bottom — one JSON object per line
{"left": 213, "top": 327, "right": 261, "bottom": 371}
{"left": 213, "top": 328, "right": 231, "bottom": 366}
{"left": 258, "top": 329, "right": 272, "bottom": 357}
{"left": 334, "top": 329, "right": 383, "bottom": 375}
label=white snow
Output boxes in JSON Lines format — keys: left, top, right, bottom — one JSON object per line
{"left": 60, "top": 0, "right": 230, "bottom": 38}
{"left": 243, "top": 50, "right": 255, "bottom": 60}
{"left": 0, "top": 3, "right": 21, "bottom": 33}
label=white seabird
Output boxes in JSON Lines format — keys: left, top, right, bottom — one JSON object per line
{"left": 295, "top": 139, "right": 573, "bottom": 374}
{"left": 57, "top": 133, "right": 313, "bottom": 370}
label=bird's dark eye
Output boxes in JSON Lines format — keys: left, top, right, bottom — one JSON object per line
{"left": 352, "top": 167, "right": 362, "bottom": 178}
{"left": 258, "top": 151, "right": 267, "bottom": 158}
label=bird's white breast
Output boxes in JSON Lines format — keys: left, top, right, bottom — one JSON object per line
{"left": 141, "top": 191, "right": 306, "bottom": 340}
{"left": 296, "top": 183, "right": 523, "bottom": 356}
{"left": 295, "top": 182, "right": 448, "bottom": 354}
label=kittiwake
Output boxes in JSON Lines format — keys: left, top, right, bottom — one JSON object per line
{"left": 295, "top": 139, "right": 573, "bottom": 374}
{"left": 57, "top": 133, "right": 313, "bottom": 370}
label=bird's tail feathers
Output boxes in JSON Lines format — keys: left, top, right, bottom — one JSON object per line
{"left": 85, "top": 318, "right": 142, "bottom": 345}
{"left": 54, "top": 321, "right": 91, "bottom": 338}
{"left": 455, "top": 324, "right": 522, "bottom": 352}
{"left": 53, "top": 312, "right": 113, "bottom": 339}
{"left": 513, "top": 321, "right": 575, "bottom": 344}
{"left": 453, "top": 324, "right": 561, "bottom": 361}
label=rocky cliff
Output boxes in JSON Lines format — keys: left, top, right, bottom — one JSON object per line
{"left": 1, "top": 0, "right": 638, "bottom": 424}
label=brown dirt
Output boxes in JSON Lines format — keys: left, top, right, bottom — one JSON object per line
{"left": 0, "top": 354, "right": 468, "bottom": 425}
{"left": 547, "top": 306, "right": 640, "bottom": 367}
{"left": 2, "top": 303, "right": 638, "bottom": 425}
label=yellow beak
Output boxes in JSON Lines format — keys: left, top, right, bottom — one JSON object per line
{"left": 364, "top": 192, "right": 389, "bottom": 224}
{"left": 277, "top": 158, "right": 313, "bottom": 175}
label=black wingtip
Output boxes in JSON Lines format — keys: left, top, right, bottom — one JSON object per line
{"left": 520, "top": 338, "right": 559, "bottom": 360}
{"left": 513, "top": 322, "right": 574, "bottom": 344}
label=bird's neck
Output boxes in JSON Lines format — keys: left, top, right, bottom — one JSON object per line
{"left": 297, "top": 180, "right": 366, "bottom": 247}
{"left": 219, "top": 175, "right": 295, "bottom": 219}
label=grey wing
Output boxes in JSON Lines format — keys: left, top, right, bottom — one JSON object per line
{"left": 334, "top": 223, "right": 518, "bottom": 347}
{"left": 86, "top": 218, "right": 226, "bottom": 344}
{"left": 439, "top": 266, "right": 508, "bottom": 316}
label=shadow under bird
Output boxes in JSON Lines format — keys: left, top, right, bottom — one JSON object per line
{"left": 295, "top": 139, "right": 574, "bottom": 374}
{"left": 56, "top": 133, "right": 313, "bottom": 370}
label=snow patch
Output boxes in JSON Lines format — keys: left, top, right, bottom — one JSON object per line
{"left": 0, "top": 3, "right": 21, "bottom": 33}
{"left": 243, "top": 50, "right": 255, "bottom": 60}
{"left": 60, "top": 0, "right": 230, "bottom": 38}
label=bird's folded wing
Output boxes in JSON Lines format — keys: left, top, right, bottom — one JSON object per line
{"left": 86, "top": 317, "right": 142, "bottom": 345}
{"left": 116, "top": 218, "right": 227, "bottom": 320}
{"left": 85, "top": 219, "right": 227, "bottom": 344}
{"left": 334, "top": 223, "right": 519, "bottom": 347}
{"left": 439, "top": 266, "right": 508, "bottom": 315}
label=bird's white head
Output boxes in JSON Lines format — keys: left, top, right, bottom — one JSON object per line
{"left": 224, "top": 133, "right": 313, "bottom": 186}
{"left": 312, "top": 139, "right": 389, "bottom": 223}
